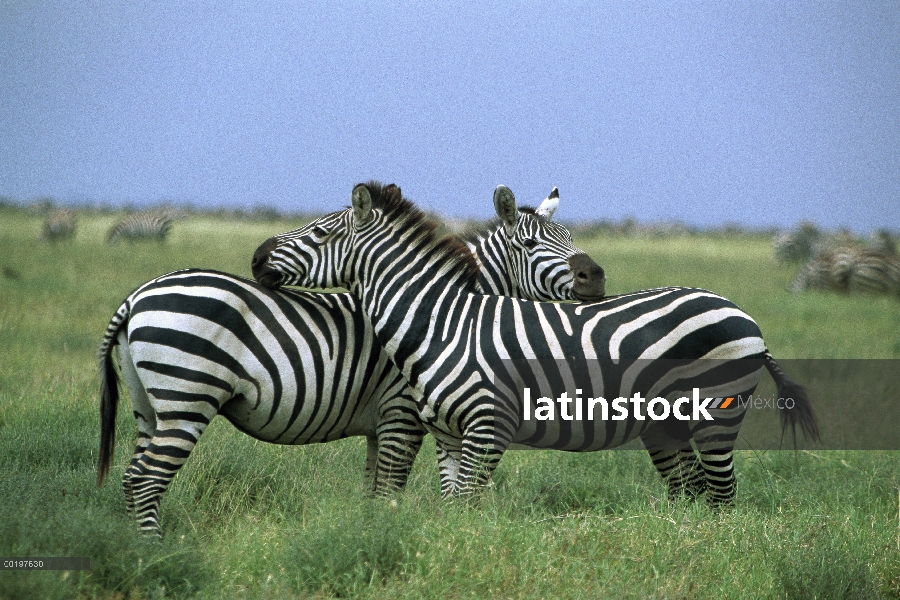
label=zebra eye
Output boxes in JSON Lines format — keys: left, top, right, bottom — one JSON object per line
{"left": 313, "top": 226, "right": 329, "bottom": 237}
{"left": 522, "top": 238, "right": 539, "bottom": 250}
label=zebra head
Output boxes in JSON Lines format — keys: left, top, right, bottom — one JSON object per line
{"left": 253, "top": 183, "right": 479, "bottom": 293}
{"left": 252, "top": 201, "right": 357, "bottom": 290}
{"left": 253, "top": 182, "right": 606, "bottom": 302}
{"left": 486, "top": 185, "right": 605, "bottom": 301}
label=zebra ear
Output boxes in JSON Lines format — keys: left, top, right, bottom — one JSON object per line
{"left": 535, "top": 187, "right": 559, "bottom": 221}
{"left": 493, "top": 185, "right": 520, "bottom": 235}
{"left": 351, "top": 184, "right": 373, "bottom": 226}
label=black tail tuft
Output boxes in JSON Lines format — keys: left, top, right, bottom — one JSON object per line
{"left": 97, "top": 331, "right": 121, "bottom": 487}
{"left": 764, "top": 351, "right": 820, "bottom": 446}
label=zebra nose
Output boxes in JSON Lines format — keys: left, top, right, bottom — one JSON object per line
{"left": 569, "top": 253, "right": 606, "bottom": 300}
{"left": 251, "top": 237, "right": 275, "bottom": 270}
{"left": 251, "top": 237, "right": 279, "bottom": 283}
{"left": 576, "top": 265, "right": 604, "bottom": 282}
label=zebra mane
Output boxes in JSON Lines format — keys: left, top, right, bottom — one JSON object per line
{"left": 361, "top": 181, "right": 481, "bottom": 291}
{"left": 456, "top": 205, "right": 543, "bottom": 245}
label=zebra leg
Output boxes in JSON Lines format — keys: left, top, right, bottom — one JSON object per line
{"left": 640, "top": 422, "right": 704, "bottom": 501}
{"left": 433, "top": 431, "right": 463, "bottom": 498}
{"left": 372, "top": 433, "right": 423, "bottom": 496}
{"left": 645, "top": 447, "right": 706, "bottom": 501}
{"left": 124, "top": 427, "right": 153, "bottom": 518}
{"left": 690, "top": 394, "right": 750, "bottom": 508}
{"left": 127, "top": 414, "right": 214, "bottom": 537}
{"left": 694, "top": 446, "right": 737, "bottom": 507}
{"left": 371, "top": 406, "right": 426, "bottom": 496}
{"left": 116, "top": 341, "right": 157, "bottom": 519}
{"left": 453, "top": 425, "right": 512, "bottom": 498}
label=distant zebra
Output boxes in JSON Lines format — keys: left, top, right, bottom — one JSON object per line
{"left": 41, "top": 208, "right": 77, "bottom": 243}
{"left": 773, "top": 222, "right": 821, "bottom": 264}
{"left": 772, "top": 222, "right": 863, "bottom": 265}
{"left": 98, "top": 186, "right": 605, "bottom": 536}
{"left": 107, "top": 210, "right": 176, "bottom": 244}
{"left": 867, "top": 229, "right": 896, "bottom": 257}
{"left": 790, "top": 246, "right": 900, "bottom": 297}
{"left": 253, "top": 182, "right": 819, "bottom": 504}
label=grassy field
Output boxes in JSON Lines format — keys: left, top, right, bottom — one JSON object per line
{"left": 1, "top": 205, "right": 899, "bottom": 599}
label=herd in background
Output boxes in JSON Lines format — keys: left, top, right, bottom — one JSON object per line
{"left": 39, "top": 207, "right": 180, "bottom": 244}
{"left": 31, "top": 205, "right": 900, "bottom": 299}
{"left": 774, "top": 222, "right": 900, "bottom": 298}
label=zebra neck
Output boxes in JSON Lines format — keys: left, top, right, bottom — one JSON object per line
{"left": 466, "top": 233, "right": 517, "bottom": 297}
{"left": 352, "top": 234, "right": 479, "bottom": 389}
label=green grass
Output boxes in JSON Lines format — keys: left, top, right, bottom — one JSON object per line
{"left": 1, "top": 206, "right": 899, "bottom": 599}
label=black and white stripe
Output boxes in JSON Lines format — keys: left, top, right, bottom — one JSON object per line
{"left": 462, "top": 186, "right": 605, "bottom": 302}
{"left": 253, "top": 182, "right": 819, "bottom": 505}
{"left": 99, "top": 185, "right": 604, "bottom": 536}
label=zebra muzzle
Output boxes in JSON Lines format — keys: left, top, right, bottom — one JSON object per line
{"left": 251, "top": 237, "right": 284, "bottom": 288}
{"left": 569, "top": 253, "right": 606, "bottom": 300}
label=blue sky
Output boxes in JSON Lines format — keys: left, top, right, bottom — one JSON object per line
{"left": 2, "top": 2, "right": 898, "bottom": 231}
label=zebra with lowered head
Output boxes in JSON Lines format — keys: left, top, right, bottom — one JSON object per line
{"left": 252, "top": 181, "right": 819, "bottom": 505}
{"left": 98, "top": 185, "right": 605, "bottom": 536}
{"left": 107, "top": 209, "right": 178, "bottom": 244}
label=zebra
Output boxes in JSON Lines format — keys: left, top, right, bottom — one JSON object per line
{"left": 41, "top": 208, "right": 77, "bottom": 243}
{"left": 252, "top": 181, "right": 819, "bottom": 505}
{"left": 789, "top": 246, "right": 900, "bottom": 297}
{"left": 772, "top": 222, "right": 822, "bottom": 264}
{"left": 98, "top": 185, "right": 605, "bottom": 536}
{"left": 772, "top": 222, "right": 862, "bottom": 265}
{"left": 868, "top": 229, "right": 897, "bottom": 257}
{"left": 107, "top": 209, "right": 178, "bottom": 244}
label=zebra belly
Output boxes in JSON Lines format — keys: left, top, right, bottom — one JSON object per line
{"left": 217, "top": 390, "right": 378, "bottom": 445}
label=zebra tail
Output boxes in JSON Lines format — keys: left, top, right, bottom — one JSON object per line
{"left": 764, "top": 350, "right": 820, "bottom": 446}
{"left": 97, "top": 303, "right": 128, "bottom": 487}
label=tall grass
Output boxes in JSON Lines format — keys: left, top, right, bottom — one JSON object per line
{"left": 1, "top": 206, "right": 898, "bottom": 598}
